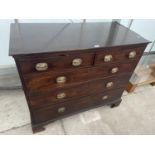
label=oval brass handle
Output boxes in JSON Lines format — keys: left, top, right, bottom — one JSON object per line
{"left": 106, "top": 82, "right": 114, "bottom": 89}
{"left": 104, "top": 55, "right": 113, "bottom": 62}
{"left": 102, "top": 95, "right": 108, "bottom": 100}
{"left": 58, "top": 107, "right": 66, "bottom": 113}
{"left": 35, "top": 63, "right": 48, "bottom": 71}
{"left": 111, "top": 67, "right": 119, "bottom": 74}
{"left": 72, "top": 58, "right": 83, "bottom": 67}
{"left": 57, "top": 92, "right": 66, "bottom": 99}
{"left": 129, "top": 51, "right": 136, "bottom": 59}
{"left": 56, "top": 76, "right": 67, "bottom": 84}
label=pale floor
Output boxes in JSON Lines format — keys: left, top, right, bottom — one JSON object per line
{"left": 0, "top": 85, "right": 155, "bottom": 135}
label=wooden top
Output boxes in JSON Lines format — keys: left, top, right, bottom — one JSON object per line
{"left": 9, "top": 22, "right": 149, "bottom": 56}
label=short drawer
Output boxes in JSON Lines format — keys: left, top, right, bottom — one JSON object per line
{"left": 95, "top": 46, "right": 145, "bottom": 65}
{"left": 17, "top": 51, "right": 94, "bottom": 74}
{"left": 32, "top": 88, "right": 124, "bottom": 124}
{"left": 24, "top": 61, "right": 137, "bottom": 93}
{"left": 29, "top": 73, "right": 131, "bottom": 108}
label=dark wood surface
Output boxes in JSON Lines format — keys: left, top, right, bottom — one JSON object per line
{"left": 32, "top": 88, "right": 124, "bottom": 124}
{"left": 29, "top": 73, "right": 131, "bottom": 109}
{"left": 9, "top": 22, "right": 149, "bottom": 56}
{"left": 10, "top": 22, "right": 149, "bottom": 133}
{"left": 23, "top": 61, "right": 138, "bottom": 92}
{"left": 95, "top": 46, "right": 146, "bottom": 65}
{"left": 32, "top": 98, "right": 122, "bottom": 133}
{"left": 15, "top": 45, "right": 146, "bottom": 74}
{"left": 17, "top": 51, "right": 94, "bottom": 74}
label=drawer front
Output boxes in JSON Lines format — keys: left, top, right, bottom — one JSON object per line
{"left": 18, "top": 52, "right": 94, "bottom": 74}
{"left": 95, "top": 46, "right": 145, "bottom": 65}
{"left": 29, "top": 73, "right": 131, "bottom": 108}
{"left": 24, "top": 61, "right": 137, "bottom": 93}
{"left": 32, "top": 88, "right": 123, "bottom": 124}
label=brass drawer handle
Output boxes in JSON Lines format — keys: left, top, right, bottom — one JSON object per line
{"left": 72, "top": 58, "right": 83, "bottom": 67}
{"left": 111, "top": 67, "right": 119, "bottom": 74}
{"left": 104, "top": 55, "right": 113, "bottom": 62}
{"left": 106, "top": 82, "right": 114, "bottom": 89}
{"left": 58, "top": 107, "right": 66, "bottom": 113}
{"left": 57, "top": 92, "right": 66, "bottom": 99}
{"left": 35, "top": 63, "right": 48, "bottom": 71}
{"left": 129, "top": 51, "right": 136, "bottom": 59}
{"left": 102, "top": 95, "right": 108, "bottom": 100}
{"left": 56, "top": 76, "right": 67, "bottom": 84}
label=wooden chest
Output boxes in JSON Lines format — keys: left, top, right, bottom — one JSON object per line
{"left": 9, "top": 22, "right": 149, "bottom": 133}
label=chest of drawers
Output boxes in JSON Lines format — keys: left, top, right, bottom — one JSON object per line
{"left": 9, "top": 22, "right": 149, "bottom": 133}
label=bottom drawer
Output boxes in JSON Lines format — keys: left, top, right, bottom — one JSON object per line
{"left": 32, "top": 88, "right": 124, "bottom": 124}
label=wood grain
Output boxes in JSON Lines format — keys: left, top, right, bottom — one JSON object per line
{"left": 23, "top": 61, "right": 138, "bottom": 92}
{"left": 9, "top": 22, "right": 149, "bottom": 133}
{"left": 32, "top": 88, "right": 124, "bottom": 124}
{"left": 29, "top": 73, "right": 131, "bottom": 109}
{"left": 9, "top": 22, "right": 149, "bottom": 56}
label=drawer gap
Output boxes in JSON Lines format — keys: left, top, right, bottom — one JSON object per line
{"left": 92, "top": 52, "right": 97, "bottom": 66}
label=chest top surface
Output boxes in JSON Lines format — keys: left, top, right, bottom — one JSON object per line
{"left": 9, "top": 22, "right": 149, "bottom": 56}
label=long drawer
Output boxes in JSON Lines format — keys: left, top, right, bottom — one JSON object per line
{"left": 29, "top": 73, "right": 131, "bottom": 108}
{"left": 24, "top": 61, "right": 137, "bottom": 92}
{"left": 32, "top": 88, "right": 124, "bottom": 124}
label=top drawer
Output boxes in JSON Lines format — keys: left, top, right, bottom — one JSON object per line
{"left": 95, "top": 46, "right": 145, "bottom": 65}
{"left": 17, "top": 52, "right": 94, "bottom": 74}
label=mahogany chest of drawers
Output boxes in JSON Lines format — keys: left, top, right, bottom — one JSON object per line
{"left": 9, "top": 22, "right": 149, "bottom": 133}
